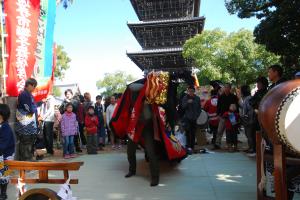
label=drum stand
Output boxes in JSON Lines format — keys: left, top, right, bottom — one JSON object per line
{"left": 257, "top": 133, "right": 288, "bottom": 200}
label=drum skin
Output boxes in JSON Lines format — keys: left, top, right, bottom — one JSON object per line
{"left": 259, "top": 80, "right": 300, "bottom": 148}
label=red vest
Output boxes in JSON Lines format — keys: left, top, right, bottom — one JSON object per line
{"left": 204, "top": 96, "right": 219, "bottom": 126}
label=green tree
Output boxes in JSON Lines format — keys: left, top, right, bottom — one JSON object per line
{"left": 52, "top": 86, "right": 62, "bottom": 97}
{"left": 55, "top": 45, "right": 71, "bottom": 80}
{"left": 183, "top": 29, "right": 280, "bottom": 85}
{"left": 96, "top": 71, "right": 136, "bottom": 97}
{"left": 225, "top": 0, "right": 300, "bottom": 73}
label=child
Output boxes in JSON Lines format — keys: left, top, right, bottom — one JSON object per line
{"left": 223, "top": 104, "right": 240, "bottom": 152}
{"left": 85, "top": 106, "right": 98, "bottom": 154}
{"left": 60, "top": 103, "right": 78, "bottom": 159}
{"left": 0, "top": 104, "right": 15, "bottom": 200}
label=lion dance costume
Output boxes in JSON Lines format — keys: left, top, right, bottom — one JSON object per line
{"left": 110, "top": 71, "right": 187, "bottom": 186}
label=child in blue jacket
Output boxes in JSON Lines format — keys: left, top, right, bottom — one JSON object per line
{"left": 0, "top": 104, "right": 15, "bottom": 200}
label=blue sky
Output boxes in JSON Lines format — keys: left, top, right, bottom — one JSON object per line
{"left": 54, "top": 0, "right": 259, "bottom": 97}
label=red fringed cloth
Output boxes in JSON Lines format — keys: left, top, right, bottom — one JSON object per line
{"left": 110, "top": 82, "right": 186, "bottom": 161}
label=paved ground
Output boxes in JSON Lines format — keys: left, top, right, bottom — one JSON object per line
{"left": 7, "top": 150, "right": 259, "bottom": 200}
{"left": 6, "top": 131, "right": 300, "bottom": 200}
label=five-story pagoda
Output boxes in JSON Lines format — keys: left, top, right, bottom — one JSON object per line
{"left": 127, "top": 0, "right": 205, "bottom": 72}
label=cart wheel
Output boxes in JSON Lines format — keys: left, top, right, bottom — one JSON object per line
{"left": 19, "top": 188, "right": 61, "bottom": 200}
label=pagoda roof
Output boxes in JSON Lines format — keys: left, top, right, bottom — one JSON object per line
{"left": 127, "top": 16, "right": 205, "bottom": 26}
{"left": 127, "top": 48, "right": 193, "bottom": 70}
{"left": 128, "top": 47, "right": 183, "bottom": 55}
{"left": 128, "top": 17, "right": 205, "bottom": 49}
{"left": 130, "top": 0, "right": 201, "bottom": 21}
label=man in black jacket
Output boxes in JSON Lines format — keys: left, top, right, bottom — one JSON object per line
{"left": 182, "top": 86, "right": 201, "bottom": 154}
{"left": 214, "top": 83, "right": 239, "bottom": 149}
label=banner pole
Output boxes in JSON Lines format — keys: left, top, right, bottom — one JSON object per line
{"left": 0, "top": 0, "right": 7, "bottom": 97}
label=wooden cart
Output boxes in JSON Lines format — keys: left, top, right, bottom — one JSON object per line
{"left": 5, "top": 160, "right": 84, "bottom": 200}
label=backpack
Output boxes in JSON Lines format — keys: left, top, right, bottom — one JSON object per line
{"left": 241, "top": 96, "right": 254, "bottom": 126}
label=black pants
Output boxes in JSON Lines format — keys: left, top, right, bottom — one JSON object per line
{"left": 43, "top": 121, "right": 54, "bottom": 154}
{"left": 184, "top": 119, "right": 197, "bottom": 150}
{"left": 0, "top": 183, "right": 7, "bottom": 197}
{"left": 78, "top": 123, "right": 87, "bottom": 145}
{"left": 17, "top": 134, "right": 36, "bottom": 161}
{"left": 127, "top": 125, "right": 159, "bottom": 180}
{"left": 226, "top": 129, "right": 238, "bottom": 146}
{"left": 209, "top": 124, "right": 218, "bottom": 144}
{"left": 86, "top": 135, "right": 97, "bottom": 154}
{"left": 74, "top": 123, "right": 86, "bottom": 151}
{"left": 244, "top": 125, "right": 256, "bottom": 152}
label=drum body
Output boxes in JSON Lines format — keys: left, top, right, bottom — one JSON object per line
{"left": 259, "top": 80, "right": 300, "bottom": 155}
{"left": 19, "top": 188, "right": 61, "bottom": 200}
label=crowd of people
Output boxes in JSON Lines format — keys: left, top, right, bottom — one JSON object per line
{"left": 4, "top": 81, "right": 123, "bottom": 163}
{"left": 56, "top": 91, "right": 122, "bottom": 159}
{"left": 0, "top": 63, "right": 297, "bottom": 197}
{"left": 178, "top": 64, "right": 288, "bottom": 156}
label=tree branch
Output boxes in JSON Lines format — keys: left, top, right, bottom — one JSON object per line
{"left": 243, "top": 0, "right": 283, "bottom": 13}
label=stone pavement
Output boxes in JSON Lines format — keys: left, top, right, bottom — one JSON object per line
{"left": 6, "top": 131, "right": 300, "bottom": 200}
{"left": 7, "top": 150, "right": 260, "bottom": 200}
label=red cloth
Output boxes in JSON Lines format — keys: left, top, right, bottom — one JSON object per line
{"left": 111, "top": 80, "right": 187, "bottom": 161}
{"left": 4, "top": 0, "right": 40, "bottom": 96}
{"left": 204, "top": 96, "right": 219, "bottom": 126}
{"left": 109, "top": 88, "right": 132, "bottom": 139}
{"left": 223, "top": 112, "right": 239, "bottom": 131}
{"left": 77, "top": 103, "right": 85, "bottom": 124}
{"left": 85, "top": 115, "right": 98, "bottom": 135}
{"left": 126, "top": 84, "right": 148, "bottom": 143}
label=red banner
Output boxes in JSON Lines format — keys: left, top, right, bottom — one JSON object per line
{"left": 33, "top": 44, "right": 56, "bottom": 102}
{"left": 4, "top": 0, "right": 41, "bottom": 97}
